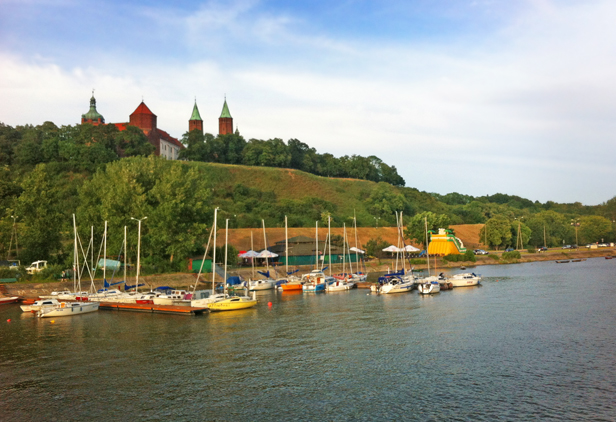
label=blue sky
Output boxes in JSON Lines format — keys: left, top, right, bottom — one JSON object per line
{"left": 1, "top": 0, "right": 615, "bottom": 205}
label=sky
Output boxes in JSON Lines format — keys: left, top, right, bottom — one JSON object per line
{"left": 1, "top": 0, "right": 615, "bottom": 205}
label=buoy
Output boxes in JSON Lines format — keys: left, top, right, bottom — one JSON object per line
{"left": 268, "top": 302, "right": 272, "bottom": 307}
{"left": 7, "top": 319, "right": 11, "bottom": 323}
{"left": 51, "top": 320, "right": 55, "bottom": 324}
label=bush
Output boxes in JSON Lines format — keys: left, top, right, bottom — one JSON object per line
{"left": 489, "top": 255, "right": 500, "bottom": 261}
{"left": 502, "top": 250, "right": 521, "bottom": 260}
{"left": 442, "top": 250, "right": 476, "bottom": 263}
{"left": 409, "top": 259, "right": 426, "bottom": 265}
{"left": 527, "top": 247, "right": 536, "bottom": 254}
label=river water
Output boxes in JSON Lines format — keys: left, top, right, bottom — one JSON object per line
{"left": 1, "top": 258, "right": 615, "bottom": 421}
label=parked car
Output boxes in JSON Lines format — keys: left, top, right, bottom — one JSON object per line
{"left": 537, "top": 246, "right": 548, "bottom": 252}
{"left": 562, "top": 245, "right": 572, "bottom": 249}
{"left": 598, "top": 243, "right": 609, "bottom": 248}
{"left": 504, "top": 248, "right": 515, "bottom": 252}
{"left": 473, "top": 249, "right": 488, "bottom": 255}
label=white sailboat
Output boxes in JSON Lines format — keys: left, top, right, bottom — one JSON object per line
{"left": 329, "top": 222, "right": 354, "bottom": 291}
{"left": 248, "top": 220, "right": 276, "bottom": 291}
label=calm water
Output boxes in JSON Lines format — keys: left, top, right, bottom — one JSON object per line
{"left": 1, "top": 259, "right": 615, "bottom": 421}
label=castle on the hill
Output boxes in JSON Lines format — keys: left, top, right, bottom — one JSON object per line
{"left": 81, "top": 94, "right": 235, "bottom": 160}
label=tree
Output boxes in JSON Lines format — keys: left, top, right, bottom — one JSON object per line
{"left": 367, "top": 182, "right": 407, "bottom": 223}
{"left": 404, "top": 211, "right": 451, "bottom": 248}
{"left": 525, "top": 211, "right": 570, "bottom": 247}
{"left": 179, "top": 129, "right": 207, "bottom": 161}
{"left": 15, "top": 164, "right": 64, "bottom": 263}
{"left": 510, "top": 221, "right": 532, "bottom": 249}
{"left": 77, "top": 156, "right": 211, "bottom": 263}
{"left": 479, "top": 215, "right": 511, "bottom": 250}
{"left": 578, "top": 215, "right": 614, "bottom": 244}
{"left": 116, "top": 125, "right": 155, "bottom": 157}
{"left": 363, "top": 236, "right": 389, "bottom": 258}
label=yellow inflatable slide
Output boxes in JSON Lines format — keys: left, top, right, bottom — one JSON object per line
{"left": 427, "top": 228, "right": 467, "bottom": 256}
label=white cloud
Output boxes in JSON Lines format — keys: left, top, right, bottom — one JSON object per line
{"left": 1, "top": 1, "right": 615, "bottom": 204}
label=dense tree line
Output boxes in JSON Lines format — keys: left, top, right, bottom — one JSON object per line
{"left": 0, "top": 121, "right": 615, "bottom": 270}
{"left": 178, "top": 131, "right": 406, "bottom": 186}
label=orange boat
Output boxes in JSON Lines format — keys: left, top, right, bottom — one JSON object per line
{"left": 281, "top": 282, "right": 303, "bottom": 292}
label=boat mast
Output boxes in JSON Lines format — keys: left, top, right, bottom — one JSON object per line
{"left": 284, "top": 216, "right": 288, "bottom": 275}
{"left": 224, "top": 219, "right": 229, "bottom": 295}
{"left": 262, "top": 219, "right": 269, "bottom": 274}
{"left": 212, "top": 207, "right": 218, "bottom": 294}
{"left": 123, "top": 226, "right": 127, "bottom": 285}
{"left": 328, "top": 215, "right": 332, "bottom": 276}
{"left": 73, "top": 214, "right": 77, "bottom": 294}
{"left": 353, "top": 212, "right": 360, "bottom": 273}
{"left": 342, "top": 223, "right": 346, "bottom": 275}
{"left": 250, "top": 231, "right": 255, "bottom": 278}
{"left": 315, "top": 221, "right": 318, "bottom": 270}
{"left": 425, "top": 216, "right": 430, "bottom": 277}
{"left": 103, "top": 220, "right": 107, "bottom": 284}
{"left": 400, "top": 211, "right": 405, "bottom": 273}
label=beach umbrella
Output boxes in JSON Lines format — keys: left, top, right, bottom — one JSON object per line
{"left": 382, "top": 245, "right": 401, "bottom": 252}
{"left": 403, "top": 245, "right": 420, "bottom": 252}
{"left": 350, "top": 247, "right": 365, "bottom": 254}
{"left": 258, "top": 250, "right": 279, "bottom": 258}
{"left": 240, "top": 250, "right": 260, "bottom": 258}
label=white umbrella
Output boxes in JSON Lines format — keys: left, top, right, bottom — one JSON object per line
{"left": 240, "top": 250, "right": 260, "bottom": 258}
{"left": 350, "top": 247, "right": 365, "bottom": 254}
{"left": 382, "top": 245, "right": 401, "bottom": 252}
{"left": 403, "top": 245, "right": 420, "bottom": 252}
{"left": 258, "top": 250, "right": 279, "bottom": 258}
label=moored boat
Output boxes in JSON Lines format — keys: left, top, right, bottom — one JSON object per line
{"left": 417, "top": 278, "right": 441, "bottom": 294}
{"left": 208, "top": 294, "right": 257, "bottom": 312}
{"left": 0, "top": 296, "right": 20, "bottom": 305}
{"left": 37, "top": 301, "right": 99, "bottom": 318}
{"left": 449, "top": 273, "right": 482, "bottom": 287}
{"left": 21, "top": 299, "right": 61, "bottom": 312}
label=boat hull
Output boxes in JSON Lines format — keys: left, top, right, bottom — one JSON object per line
{"left": 418, "top": 282, "right": 441, "bottom": 294}
{"left": 37, "top": 302, "right": 99, "bottom": 318}
{"left": 0, "top": 297, "right": 19, "bottom": 305}
{"left": 450, "top": 275, "right": 481, "bottom": 287}
{"left": 208, "top": 297, "right": 257, "bottom": 311}
{"left": 281, "top": 283, "right": 303, "bottom": 291}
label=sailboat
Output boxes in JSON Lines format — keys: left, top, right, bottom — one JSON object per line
{"left": 417, "top": 217, "right": 441, "bottom": 295}
{"left": 329, "top": 222, "right": 354, "bottom": 291}
{"left": 191, "top": 208, "right": 229, "bottom": 308}
{"left": 38, "top": 215, "right": 99, "bottom": 317}
{"left": 379, "top": 212, "right": 414, "bottom": 294}
{"left": 302, "top": 221, "right": 331, "bottom": 292}
{"left": 208, "top": 217, "right": 257, "bottom": 311}
{"left": 247, "top": 220, "right": 277, "bottom": 291}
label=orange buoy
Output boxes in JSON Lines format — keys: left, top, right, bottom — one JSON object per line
{"left": 7, "top": 319, "right": 11, "bottom": 323}
{"left": 51, "top": 320, "right": 55, "bottom": 324}
{"left": 268, "top": 302, "right": 272, "bottom": 307}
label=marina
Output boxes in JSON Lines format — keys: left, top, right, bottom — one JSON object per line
{"left": 1, "top": 258, "right": 615, "bottom": 420}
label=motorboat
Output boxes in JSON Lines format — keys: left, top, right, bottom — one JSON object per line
{"left": 302, "top": 270, "right": 332, "bottom": 292}
{"left": 379, "top": 276, "right": 414, "bottom": 294}
{"left": 248, "top": 278, "right": 276, "bottom": 291}
{"left": 190, "top": 290, "right": 229, "bottom": 308}
{"left": 39, "top": 290, "right": 72, "bottom": 299}
{"left": 417, "top": 277, "right": 441, "bottom": 294}
{"left": 153, "top": 290, "right": 191, "bottom": 306}
{"left": 21, "top": 299, "right": 61, "bottom": 312}
{"left": 280, "top": 276, "right": 303, "bottom": 291}
{"left": 449, "top": 273, "right": 482, "bottom": 287}
{"left": 37, "top": 301, "right": 99, "bottom": 318}
{"left": 328, "top": 274, "right": 355, "bottom": 291}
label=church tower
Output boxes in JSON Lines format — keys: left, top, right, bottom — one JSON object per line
{"left": 218, "top": 97, "right": 233, "bottom": 135}
{"left": 81, "top": 91, "right": 105, "bottom": 125}
{"left": 189, "top": 101, "right": 203, "bottom": 134}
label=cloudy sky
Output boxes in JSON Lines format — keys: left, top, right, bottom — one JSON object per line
{"left": 1, "top": 0, "right": 615, "bottom": 205}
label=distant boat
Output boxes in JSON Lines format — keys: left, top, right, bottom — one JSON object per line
{"left": 417, "top": 278, "right": 441, "bottom": 295}
{"left": 449, "top": 273, "right": 481, "bottom": 287}
{"left": 556, "top": 260, "right": 570, "bottom": 263}
{"left": 0, "top": 296, "right": 19, "bottom": 305}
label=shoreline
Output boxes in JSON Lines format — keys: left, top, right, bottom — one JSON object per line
{"left": 3, "top": 248, "right": 614, "bottom": 299}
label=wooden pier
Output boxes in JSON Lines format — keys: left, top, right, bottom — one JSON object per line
{"left": 98, "top": 302, "right": 208, "bottom": 315}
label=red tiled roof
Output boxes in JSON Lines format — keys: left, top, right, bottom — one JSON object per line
{"left": 156, "top": 129, "right": 185, "bottom": 149}
{"left": 114, "top": 123, "right": 128, "bottom": 131}
{"left": 131, "top": 101, "right": 156, "bottom": 117}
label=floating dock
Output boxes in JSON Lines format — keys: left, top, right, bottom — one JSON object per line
{"left": 98, "top": 302, "right": 208, "bottom": 315}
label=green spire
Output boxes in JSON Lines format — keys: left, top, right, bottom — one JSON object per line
{"left": 82, "top": 91, "right": 105, "bottom": 122}
{"left": 190, "top": 101, "right": 202, "bottom": 121}
{"left": 220, "top": 98, "right": 232, "bottom": 118}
